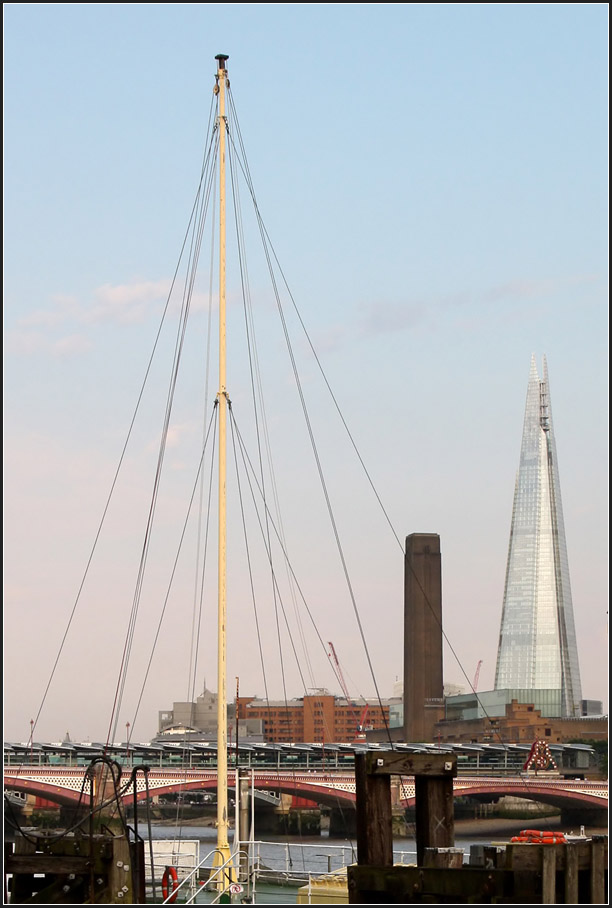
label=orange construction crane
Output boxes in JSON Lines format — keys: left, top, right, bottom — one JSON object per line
{"left": 473, "top": 659, "right": 483, "bottom": 691}
{"left": 358, "top": 704, "right": 371, "bottom": 732}
{"left": 327, "top": 641, "right": 362, "bottom": 732}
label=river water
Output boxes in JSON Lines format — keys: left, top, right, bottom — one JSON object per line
{"left": 143, "top": 816, "right": 607, "bottom": 903}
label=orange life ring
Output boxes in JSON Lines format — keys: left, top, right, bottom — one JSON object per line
{"left": 521, "top": 829, "right": 566, "bottom": 838}
{"left": 512, "top": 832, "right": 567, "bottom": 844}
{"left": 162, "top": 866, "right": 179, "bottom": 903}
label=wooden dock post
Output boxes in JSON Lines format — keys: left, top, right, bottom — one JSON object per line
{"left": 564, "top": 842, "right": 579, "bottom": 903}
{"left": 355, "top": 754, "right": 394, "bottom": 866}
{"left": 541, "top": 846, "right": 556, "bottom": 904}
{"left": 350, "top": 754, "right": 607, "bottom": 904}
{"left": 590, "top": 837, "right": 606, "bottom": 904}
{"left": 354, "top": 751, "right": 457, "bottom": 868}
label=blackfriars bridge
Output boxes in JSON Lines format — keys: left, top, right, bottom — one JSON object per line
{"left": 4, "top": 765, "right": 607, "bottom": 821}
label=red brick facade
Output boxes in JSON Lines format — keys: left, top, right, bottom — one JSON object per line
{"left": 237, "top": 693, "right": 389, "bottom": 744}
{"left": 434, "top": 699, "right": 607, "bottom": 745}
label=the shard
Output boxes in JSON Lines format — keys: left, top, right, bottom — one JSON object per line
{"left": 494, "top": 355, "right": 582, "bottom": 716}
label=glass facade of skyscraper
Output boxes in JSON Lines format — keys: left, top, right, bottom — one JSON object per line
{"left": 495, "top": 356, "right": 582, "bottom": 716}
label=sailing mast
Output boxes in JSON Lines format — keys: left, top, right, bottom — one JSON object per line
{"left": 213, "top": 51, "right": 233, "bottom": 882}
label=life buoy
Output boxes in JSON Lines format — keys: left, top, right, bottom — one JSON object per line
{"left": 162, "top": 866, "right": 179, "bottom": 903}
{"left": 511, "top": 831, "right": 566, "bottom": 844}
{"left": 522, "top": 829, "right": 565, "bottom": 838}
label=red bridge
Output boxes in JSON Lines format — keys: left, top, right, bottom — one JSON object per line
{"left": 4, "top": 765, "right": 607, "bottom": 816}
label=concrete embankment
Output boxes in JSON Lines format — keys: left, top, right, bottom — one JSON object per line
{"left": 453, "top": 815, "right": 607, "bottom": 838}
{"left": 144, "top": 813, "right": 608, "bottom": 838}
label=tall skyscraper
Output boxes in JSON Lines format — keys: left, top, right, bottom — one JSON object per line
{"left": 495, "top": 356, "right": 582, "bottom": 716}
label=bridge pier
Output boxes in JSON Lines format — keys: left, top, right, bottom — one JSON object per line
{"left": 254, "top": 804, "right": 322, "bottom": 836}
{"left": 560, "top": 806, "right": 608, "bottom": 829}
{"left": 328, "top": 806, "right": 355, "bottom": 836}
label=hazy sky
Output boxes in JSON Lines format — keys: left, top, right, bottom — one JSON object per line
{"left": 4, "top": 4, "right": 608, "bottom": 745}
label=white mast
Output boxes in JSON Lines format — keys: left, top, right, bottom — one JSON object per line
{"left": 213, "top": 51, "right": 234, "bottom": 886}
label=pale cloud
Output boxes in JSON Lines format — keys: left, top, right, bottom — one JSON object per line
{"left": 95, "top": 281, "right": 170, "bottom": 306}
{"left": 20, "top": 295, "right": 81, "bottom": 328}
{"left": 480, "top": 279, "right": 558, "bottom": 305}
{"left": 310, "top": 324, "right": 352, "bottom": 353}
{"left": 9, "top": 280, "right": 221, "bottom": 366}
{"left": 53, "top": 334, "right": 92, "bottom": 356}
{"left": 350, "top": 274, "right": 600, "bottom": 342}
{"left": 183, "top": 290, "right": 213, "bottom": 314}
{"left": 358, "top": 300, "right": 428, "bottom": 337}
{"left": 494, "top": 274, "right": 597, "bottom": 304}
{"left": 309, "top": 302, "right": 428, "bottom": 352}
{"left": 4, "top": 329, "right": 92, "bottom": 357}
{"left": 4, "top": 330, "right": 49, "bottom": 355}
{"left": 147, "top": 421, "right": 196, "bottom": 452}
{"left": 85, "top": 279, "right": 172, "bottom": 324}
{"left": 166, "top": 424, "right": 187, "bottom": 448}
{"left": 16, "top": 280, "right": 172, "bottom": 334}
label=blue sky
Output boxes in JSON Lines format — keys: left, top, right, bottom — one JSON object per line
{"left": 4, "top": 4, "right": 608, "bottom": 743}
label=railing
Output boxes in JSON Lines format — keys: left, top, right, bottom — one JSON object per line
{"left": 149, "top": 846, "right": 250, "bottom": 905}
{"left": 248, "top": 839, "right": 356, "bottom": 881}
{"left": 3, "top": 754, "right": 591, "bottom": 777}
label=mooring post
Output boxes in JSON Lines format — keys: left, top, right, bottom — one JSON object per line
{"left": 414, "top": 772, "right": 455, "bottom": 865}
{"left": 541, "top": 846, "right": 556, "bottom": 904}
{"left": 590, "top": 837, "right": 606, "bottom": 904}
{"left": 355, "top": 755, "right": 394, "bottom": 866}
{"left": 355, "top": 752, "right": 457, "bottom": 869}
{"left": 564, "top": 842, "right": 579, "bottom": 903}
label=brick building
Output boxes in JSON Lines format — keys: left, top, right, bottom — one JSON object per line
{"left": 434, "top": 698, "right": 607, "bottom": 745}
{"left": 237, "top": 692, "right": 391, "bottom": 744}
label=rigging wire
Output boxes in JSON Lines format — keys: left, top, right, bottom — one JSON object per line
{"left": 4, "top": 756, "right": 132, "bottom": 847}
{"left": 10, "top": 59, "right": 580, "bottom": 870}
{"left": 230, "top": 402, "right": 395, "bottom": 838}
{"left": 229, "top": 407, "right": 308, "bottom": 694}
{"left": 123, "top": 402, "right": 218, "bottom": 847}
{"left": 225, "top": 99, "right": 337, "bottom": 856}
{"left": 227, "top": 85, "right": 404, "bottom": 560}
{"left": 27, "top": 95, "right": 219, "bottom": 751}
{"left": 226, "top": 128, "right": 301, "bottom": 721}
{"left": 172, "top": 404, "right": 220, "bottom": 845}
{"left": 226, "top": 85, "right": 515, "bottom": 763}
{"left": 226, "top": 85, "right": 390, "bottom": 744}
{"left": 107, "top": 119, "right": 220, "bottom": 746}
{"left": 230, "top": 407, "right": 352, "bottom": 855}
{"left": 227, "top": 409, "right": 272, "bottom": 709}
{"left": 226, "top": 113, "right": 316, "bottom": 691}
{"left": 188, "top": 155, "right": 218, "bottom": 709}
{"left": 128, "top": 404, "right": 218, "bottom": 734}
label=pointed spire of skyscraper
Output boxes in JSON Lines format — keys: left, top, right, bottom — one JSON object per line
{"left": 495, "top": 356, "right": 582, "bottom": 716}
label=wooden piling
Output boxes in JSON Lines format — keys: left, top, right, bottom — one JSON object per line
{"left": 354, "top": 751, "right": 457, "bottom": 870}
{"left": 349, "top": 750, "right": 608, "bottom": 904}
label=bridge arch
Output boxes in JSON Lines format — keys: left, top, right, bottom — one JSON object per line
{"left": 4, "top": 770, "right": 607, "bottom": 817}
{"left": 445, "top": 780, "right": 606, "bottom": 813}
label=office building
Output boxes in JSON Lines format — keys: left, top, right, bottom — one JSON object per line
{"left": 495, "top": 356, "right": 582, "bottom": 716}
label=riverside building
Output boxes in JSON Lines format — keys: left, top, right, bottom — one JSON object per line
{"left": 494, "top": 355, "right": 583, "bottom": 717}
